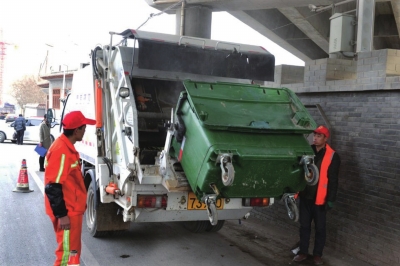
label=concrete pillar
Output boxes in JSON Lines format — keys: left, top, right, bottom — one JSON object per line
{"left": 356, "top": 0, "right": 375, "bottom": 52}
{"left": 175, "top": 5, "right": 212, "bottom": 38}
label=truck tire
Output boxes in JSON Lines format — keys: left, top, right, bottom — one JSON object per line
{"left": 205, "top": 220, "right": 225, "bottom": 232}
{"left": 86, "top": 180, "right": 130, "bottom": 237}
{"left": 183, "top": 221, "right": 209, "bottom": 233}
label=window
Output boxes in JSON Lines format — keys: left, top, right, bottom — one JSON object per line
{"left": 29, "top": 119, "right": 42, "bottom": 126}
{"left": 53, "top": 89, "right": 60, "bottom": 109}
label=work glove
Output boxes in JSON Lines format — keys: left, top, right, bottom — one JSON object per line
{"left": 326, "top": 201, "right": 334, "bottom": 211}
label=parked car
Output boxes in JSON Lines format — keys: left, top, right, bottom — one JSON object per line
{"left": 5, "top": 114, "right": 18, "bottom": 123}
{"left": 0, "top": 117, "right": 60, "bottom": 144}
{"left": 0, "top": 113, "right": 8, "bottom": 120}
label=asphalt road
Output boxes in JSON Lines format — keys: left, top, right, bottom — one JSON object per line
{"left": 0, "top": 136, "right": 370, "bottom": 266}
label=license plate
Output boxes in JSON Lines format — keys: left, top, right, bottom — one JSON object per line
{"left": 187, "top": 192, "right": 224, "bottom": 210}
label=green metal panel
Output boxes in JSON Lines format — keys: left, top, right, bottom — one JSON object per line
{"left": 171, "top": 81, "right": 317, "bottom": 200}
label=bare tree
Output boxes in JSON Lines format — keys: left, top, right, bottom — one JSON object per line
{"left": 9, "top": 75, "right": 46, "bottom": 114}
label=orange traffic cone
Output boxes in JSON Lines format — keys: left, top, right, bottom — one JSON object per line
{"left": 67, "top": 250, "right": 80, "bottom": 266}
{"left": 13, "top": 159, "right": 34, "bottom": 193}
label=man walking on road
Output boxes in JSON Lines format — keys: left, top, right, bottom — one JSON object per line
{"left": 44, "top": 111, "right": 96, "bottom": 266}
{"left": 39, "top": 114, "right": 51, "bottom": 172}
{"left": 293, "top": 125, "right": 341, "bottom": 265}
{"left": 13, "top": 114, "right": 26, "bottom": 145}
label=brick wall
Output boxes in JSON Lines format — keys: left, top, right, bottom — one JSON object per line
{"left": 279, "top": 65, "right": 305, "bottom": 84}
{"left": 252, "top": 90, "right": 400, "bottom": 265}
{"left": 385, "top": 50, "right": 400, "bottom": 76}
{"left": 258, "top": 49, "right": 400, "bottom": 265}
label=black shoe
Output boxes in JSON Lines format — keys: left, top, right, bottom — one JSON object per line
{"left": 39, "top": 168, "right": 45, "bottom": 172}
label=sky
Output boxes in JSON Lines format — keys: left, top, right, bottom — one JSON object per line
{"left": 0, "top": 0, "right": 304, "bottom": 104}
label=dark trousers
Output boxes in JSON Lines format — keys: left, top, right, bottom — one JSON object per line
{"left": 299, "top": 197, "right": 327, "bottom": 257}
{"left": 39, "top": 156, "right": 45, "bottom": 170}
{"left": 16, "top": 130, "right": 24, "bottom": 145}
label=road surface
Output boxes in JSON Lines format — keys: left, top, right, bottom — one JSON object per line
{"left": 0, "top": 135, "right": 369, "bottom": 266}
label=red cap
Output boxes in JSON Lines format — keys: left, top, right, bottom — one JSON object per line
{"left": 62, "top": 111, "right": 96, "bottom": 129}
{"left": 314, "top": 125, "right": 330, "bottom": 138}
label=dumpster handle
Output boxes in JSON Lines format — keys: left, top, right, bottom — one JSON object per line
{"left": 179, "top": 36, "right": 206, "bottom": 49}
{"left": 215, "top": 41, "right": 241, "bottom": 52}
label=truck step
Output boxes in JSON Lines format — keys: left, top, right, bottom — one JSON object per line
{"left": 164, "top": 172, "right": 191, "bottom": 192}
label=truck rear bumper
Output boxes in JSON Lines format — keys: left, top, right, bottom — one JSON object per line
{"left": 131, "top": 207, "right": 253, "bottom": 223}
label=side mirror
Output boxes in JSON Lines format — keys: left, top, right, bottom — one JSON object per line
{"left": 47, "top": 108, "right": 55, "bottom": 124}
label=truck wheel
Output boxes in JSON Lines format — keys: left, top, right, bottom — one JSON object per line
{"left": 305, "top": 164, "right": 319, "bottom": 186}
{"left": 183, "top": 221, "right": 209, "bottom": 233}
{"left": 205, "top": 220, "right": 225, "bottom": 232}
{"left": 0, "top": 132, "right": 5, "bottom": 143}
{"left": 85, "top": 180, "right": 130, "bottom": 237}
{"left": 86, "top": 181, "right": 107, "bottom": 237}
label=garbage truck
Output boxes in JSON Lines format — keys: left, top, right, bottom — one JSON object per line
{"left": 52, "top": 29, "right": 319, "bottom": 236}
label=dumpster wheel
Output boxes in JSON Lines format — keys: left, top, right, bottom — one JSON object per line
{"left": 284, "top": 196, "right": 299, "bottom": 222}
{"left": 305, "top": 164, "right": 319, "bottom": 186}
{"left": 206, "top": 199, "right": 218, "bottom": 226}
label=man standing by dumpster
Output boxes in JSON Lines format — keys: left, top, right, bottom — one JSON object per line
{"left": 44, "top": 111, "right": 95, "bottom": 266}
{"left": 293, "top": 125, "right": 341, "bottom": 265}
{"left": 39, "top": 114, "right": 51, "bottom": 172}
{"left": 13, "top": 114, "right": 26, "bottom": 145}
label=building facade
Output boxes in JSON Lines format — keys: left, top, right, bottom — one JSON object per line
{"left": 38, "top": 71, "right": 73, "bottom": 120}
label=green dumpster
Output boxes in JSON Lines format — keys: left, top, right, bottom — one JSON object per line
{"left": 170, "top": 80, "right": 317, "bottom": 201}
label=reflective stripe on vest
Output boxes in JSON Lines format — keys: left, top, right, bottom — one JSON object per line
{"left": 55, "top": 154, "right": 66, "bottom": 183}
{"left": 315, "top": 144, "right": 335, "bottom": 205}
{"left": 71, "top": 160, "right": 79, "bottom": 168}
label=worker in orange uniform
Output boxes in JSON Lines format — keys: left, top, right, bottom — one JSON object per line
{"left": 44, "top": 111, "right": 95, "bottom": 266}
{"left": 293, "top": 125, "right": 341, "bottom": 265}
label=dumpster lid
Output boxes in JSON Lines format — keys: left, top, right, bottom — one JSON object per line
{"left": 182, "top": 80, "right": 316, "bottom": 133}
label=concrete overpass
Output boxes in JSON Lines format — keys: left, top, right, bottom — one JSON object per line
{"left": 145, "top": 0, "right": 400, "bottom": 61}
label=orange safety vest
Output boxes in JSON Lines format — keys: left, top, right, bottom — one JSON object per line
{"left": 44, "top": 134, "right": 87, "bottom": 217}
{"left": 315, "top": 144, "right": 335, "bottom": 205}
